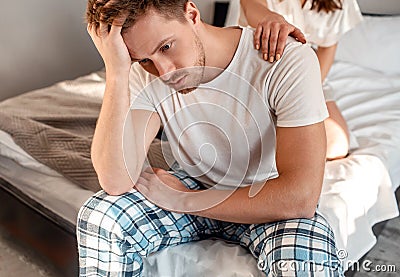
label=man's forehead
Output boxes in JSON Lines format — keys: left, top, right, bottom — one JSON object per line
{"left": 126, "top": 34, "right": 174, "bottom": 61}
{"left": 123, "top": 13, "right": 188, "bottom": 58}
{"left": 124, "top": 12, "right": 179, "bottom": 40}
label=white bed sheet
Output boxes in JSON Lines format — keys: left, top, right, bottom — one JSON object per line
{"left": 318, "top": 61, "right": 400, "bottom": 268}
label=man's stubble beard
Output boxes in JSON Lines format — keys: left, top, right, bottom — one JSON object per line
{"left": 177, "top": 33, "right": 205, "bottom": 95}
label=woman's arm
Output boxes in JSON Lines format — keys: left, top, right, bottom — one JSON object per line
{"left": 316, "top": 43, "right": 337, "bottom": 82}
{"left": 240, "top": 0, "right": 306, "bottom": 62}
{"left": 316, "top": 43, "right": 350, "bottom": 160}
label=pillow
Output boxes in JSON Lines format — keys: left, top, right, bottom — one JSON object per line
{"left": 335, "top": 15, "right": 400, "bottom": 76}
{"left": 357, "top": 0, "right": 400, "bottom": 15}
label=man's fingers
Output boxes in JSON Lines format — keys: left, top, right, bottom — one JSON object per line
{"left": 135, "top": 179, "right": 149, "bottom": 192}
{"left": 113, "top": 12, "right": 128, "bottom": 27}
{"left": 87, "top": 23, "right": 100, "bottom": 45}
{"left": 142, "top": 167, "right": 163, "bottom": 179}
{"left": 87, "top": 23, "right": 98, "bottom": 35}
{"left": 87, "top": 23, "right": 93, "bottom": 37}
{"left": 99, "top": 21, "right": 109, "bottom": 37}
{"left": 109, "top": 24, "right": 122, "bottom": 36}
{"left": 140, "top": 171, "right": 152, "bottom": 180}
{"left": 143, "top": 167, "right": 155, "bottom": 174}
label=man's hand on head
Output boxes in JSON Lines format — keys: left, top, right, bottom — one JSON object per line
{"left": 87, "top": 13, "right": 132, "bottom": 76}
{"left": 253, "top": 10, "right": 306, "bottom": 63}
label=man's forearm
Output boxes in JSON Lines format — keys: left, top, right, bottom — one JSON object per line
{"left": 91, "top": 73, "right": 139, "bottom": 195}
{"left": 185, "top": 174, "right": 320, "bottom": 224}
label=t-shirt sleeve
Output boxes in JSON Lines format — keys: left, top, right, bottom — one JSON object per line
{"left": 267, "top": 41, "right": 329, "bottom": 127}
{"left": 129, "top": 63, "right": 157, "bottom": 112}
{"left": 308, "top": 0, "right": 363, "bottom": 47}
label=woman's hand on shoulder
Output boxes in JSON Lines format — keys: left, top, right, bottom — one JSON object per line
{"left": 254, "top": 11, "right": 306, "bottom": 62}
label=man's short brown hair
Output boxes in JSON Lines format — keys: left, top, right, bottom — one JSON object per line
{"left": 86, "top": 0, "right": 189, "bottom": 32}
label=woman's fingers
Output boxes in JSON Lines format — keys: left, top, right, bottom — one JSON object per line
{"left": 255, "top": 23, "right": 283, "bottom": 62}
{"left": 275, "top": 28, "right": 290, "bottom": 61}
{"left": 254, "top": 24, "right": 263, "bottom": 50}
{"left": 291, "top": 27, "right": 306, "bottom": 43}
{"left": 253, "top": 11, "right": 307, "bottom": 63}
{"left": 267, "top": 23, "right": 281, "bottom": 62}
{"left": 260, "top": 26, "right": 271, "bottom": 61}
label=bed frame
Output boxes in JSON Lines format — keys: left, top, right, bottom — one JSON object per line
{"left": 0, "top": 178, "right": 78, "bottom": 276}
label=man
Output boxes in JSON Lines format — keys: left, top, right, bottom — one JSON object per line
{"left": 78, "top": 0, "right": 343, "bottom": 276}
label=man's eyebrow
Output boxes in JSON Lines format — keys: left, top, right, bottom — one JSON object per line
{"left": 131, "top": 36, "right": 174, "bottom": 62}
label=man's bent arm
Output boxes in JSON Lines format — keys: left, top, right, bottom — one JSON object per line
{"left": 92, "top": 81, "right": 160, "bottom": 195}
{"left": 186, "top": 122, "right": 326, "bottom": 224}
{"left": 88, "top": 20, "right": 161, "bottom": 195}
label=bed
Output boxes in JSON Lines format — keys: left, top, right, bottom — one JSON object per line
{"left": 0, "top": 13, "right": 399, "bottom": 277}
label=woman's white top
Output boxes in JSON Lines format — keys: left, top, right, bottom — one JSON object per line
{"left": 239, "top": 0, "right": 363, "bottom": 47}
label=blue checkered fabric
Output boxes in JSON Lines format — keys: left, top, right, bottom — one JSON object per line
{"left": 77, "top": 171, "right": 343, "bottom": 276}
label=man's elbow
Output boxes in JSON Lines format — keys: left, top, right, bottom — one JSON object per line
{"left": 288, "top": 187, "right": 320, "bottom": 219}
{"left": 287, "top": 202, "right": 318, "bottom": 219}
{"left": 295, "top": 202, "right": 318, "bottom": 219}
{"left": 98, "top": 176, "right": 133, "bottom": 196}
{"left": 94, "top": 165, "right": 135, "bottom": 196}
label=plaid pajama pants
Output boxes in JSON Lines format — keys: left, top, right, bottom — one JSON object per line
{"left": 77, "top": 171, "right": 343, "bottom": 277}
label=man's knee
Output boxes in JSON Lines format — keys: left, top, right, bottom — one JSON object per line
{"left": 253, "top": 214, "right": 343, "bottom": 276}
{"left": 77, "top": 190, "right": 147, "bottom": 234}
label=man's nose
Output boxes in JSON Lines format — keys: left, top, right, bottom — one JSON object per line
{"left": 154, "top": 59, "right": 176, "bottom": 81}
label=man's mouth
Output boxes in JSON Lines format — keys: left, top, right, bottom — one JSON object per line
{"left": 166, "top": 75, "right": 187, "bottom": 87}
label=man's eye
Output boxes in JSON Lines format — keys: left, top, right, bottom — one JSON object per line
{"left": 161, "top": 43, "right": 171, "bottom": 52}
{"left": 139, "top": 58, "right": 150, "bottom": 64}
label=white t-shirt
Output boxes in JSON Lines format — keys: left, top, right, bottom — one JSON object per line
{"left": 239, "top": 0, "right": 363, "bottom": 47}
{"left": 129, "top": 27, "right": 328, "bottom": 189}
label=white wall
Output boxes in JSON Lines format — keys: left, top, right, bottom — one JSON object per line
{"left": 357, "top": 0, "right": 400, "bottom": 15}
{"left": 0, "top": 0, "right": 104, "bottom": 101}
{"left": 3, "top": 0, "right": 394, "bottom": 102}
{"left": 192, "top": 0, "right": 216, "bottom": 24}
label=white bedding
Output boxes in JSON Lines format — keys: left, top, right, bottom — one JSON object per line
{"left": 1, "top": 16, "right": 400, "bottom": 276}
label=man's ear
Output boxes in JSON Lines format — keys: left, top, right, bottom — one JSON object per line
{"left": 184, "top": 1, "right": 201, "bottom": 25}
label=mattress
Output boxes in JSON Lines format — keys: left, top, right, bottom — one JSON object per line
{"left": 1, "top": 16, "right": 400, "bottom": 276}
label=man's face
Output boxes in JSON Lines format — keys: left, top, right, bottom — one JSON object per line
{"left": 122, "top": 10, "right": 205, "bottom": 94}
